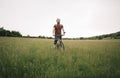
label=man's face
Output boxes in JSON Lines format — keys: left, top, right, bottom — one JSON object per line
{"left": 57, "top": 21, "right": 60, "bottom": 24}
{"left": 56, "top": 19, "right": 60, "bottom": 23}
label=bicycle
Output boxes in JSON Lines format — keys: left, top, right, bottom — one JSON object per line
{"left": 54, "top": 34, "right": 65, "bottom": 51}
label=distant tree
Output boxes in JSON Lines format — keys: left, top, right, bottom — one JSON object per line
{"left": 116, "top": 32, "right": 120, "bottom": 36}
{"left": 80, "top": 37, "right": 84, "bottom": 40}
{"left": 0, "top": 29, "right": 6, "bottom": 36}
{"left": 38, "top": 35, "right": 46, "bottom": 39}
{"left": 11, "top": 31, "right": 22, "bottom": 37}
{"left": 98, "top": 36, "right": 103, "bottom": 40}
{"left": 5, "top": 30, "right": 11, "bottom": 36}
{"left": 38, "top": 35, "right": 42, "bottom": 38}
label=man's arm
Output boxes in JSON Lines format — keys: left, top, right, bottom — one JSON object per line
{"left": 62, "top": 27, "right": 65, "bottom": 36}
{"left": 53, "top": 27, "right": 55, "bottom": 36}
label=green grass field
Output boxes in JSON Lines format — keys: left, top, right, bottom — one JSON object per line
{"left": 0, "top": 37, "right": 120, "bottom": 78}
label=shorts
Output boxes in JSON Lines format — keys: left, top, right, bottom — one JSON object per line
{"left": 54, "top": 35, "right": 62, "bottom": 45}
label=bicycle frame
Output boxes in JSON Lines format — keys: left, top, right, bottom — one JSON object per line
{"left": 55, "top": 35, "right": 65, "bottom": 51}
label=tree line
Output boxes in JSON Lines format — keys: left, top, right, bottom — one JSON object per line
{"left": 23, "top": 35, "right": 53, "bottom": 39}
{"left": 79, "top": 31, "right": 120, "bottom": 40}
{"left": 0, "top": 27, "right": 22, "bottom": 37}
{"left": 0, "top": 27, "right": 120, "bottom": 39}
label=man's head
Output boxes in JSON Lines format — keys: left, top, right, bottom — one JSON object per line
{"left": 56, "top": 18, "right": 60, "bottom": 24}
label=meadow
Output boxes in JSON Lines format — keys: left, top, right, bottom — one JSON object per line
{"left": 0, "top": 37, "right": 120, "bottom": 78}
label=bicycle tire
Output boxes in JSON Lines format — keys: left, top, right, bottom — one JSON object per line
{"left": 60, "top": 41, "right": 65, "bottom": 51}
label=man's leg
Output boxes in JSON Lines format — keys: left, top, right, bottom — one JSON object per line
{"left": 59, "top": 36, "right": 62, "bottom": 46}
{"left": 54, "top": 35, "right": 58, "bottom": 47}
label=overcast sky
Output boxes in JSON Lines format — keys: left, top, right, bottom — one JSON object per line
{"left": 0, "top": 0, "right": 120, "bottom": 37}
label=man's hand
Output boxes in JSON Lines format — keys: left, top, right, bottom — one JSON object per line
{"left": 63, "top": 32, "right": 65, "bottom": 36}
{"left": 62, "top": 32, "right": 66, "bottom": 36}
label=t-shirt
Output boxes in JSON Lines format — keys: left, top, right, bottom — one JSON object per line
{"left": 54, "top": 24, "right": 63, "bottom": 35}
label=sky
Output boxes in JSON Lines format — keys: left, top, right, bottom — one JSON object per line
{"left": 0, "top": 0, "right": 120, "bottom": 38}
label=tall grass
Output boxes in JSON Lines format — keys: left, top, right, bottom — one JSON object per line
{"left": 0, "top": 37, "right": 120, "bottom": 78}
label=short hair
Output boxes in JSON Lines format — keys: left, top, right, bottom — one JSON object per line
{"left": 56, "top": 18, "right": 60, "bottom": 22}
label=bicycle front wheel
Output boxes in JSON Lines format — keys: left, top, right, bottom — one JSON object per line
{"left": 60, "top": 41, "right": 65, "bottom": 51}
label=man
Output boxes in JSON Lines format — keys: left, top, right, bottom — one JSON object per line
{"left": 53, "top": 18, "right": 65, "bottom": 47}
